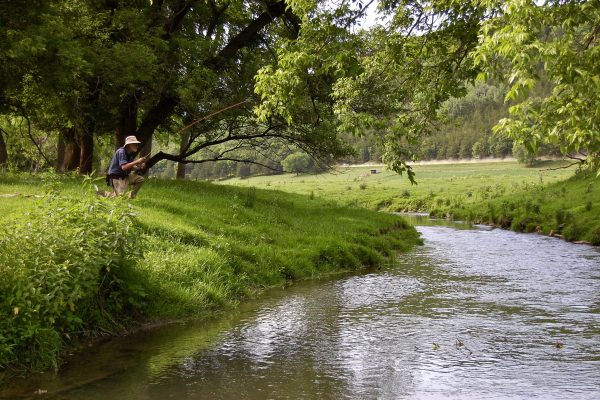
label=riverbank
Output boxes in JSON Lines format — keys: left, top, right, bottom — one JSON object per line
{"left": 223, "top": 160, "right": 599, "bottom": 244}
{"left": 0, "top": 173, "right": 421, "bottom": 374}
{"left": 428, "top": 169, "right": 600, "bottom": 244}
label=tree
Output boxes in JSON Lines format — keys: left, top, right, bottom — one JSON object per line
{"left": 256, "top": 0, "right": 486, "bottom": 182}
{"left": 0, "top": 128, "right": 7, "bottom": 168}
{"left": 472, "top": 140, "right": 486, "bottom": 159}
{"left": 282, "top": 152, "right": 311, "bottom": 174}
{"left": 512, "top": 142, "right": 537, "bottom": 166}
{"left": 4, "top": 0, "right": 597, "bottom": 180}
{"left": 474, "top": 0, "right": 600, "bottom": 171}
{"left": 1, "top": 0, "right": 356, "bottom": 174}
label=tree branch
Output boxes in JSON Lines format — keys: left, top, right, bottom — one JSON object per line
{"left": 206, "top": 0, "right": 287, "bottom": 68}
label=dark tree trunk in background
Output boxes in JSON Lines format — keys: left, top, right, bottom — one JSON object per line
{"left": 176, "top": 130, "right": 190, "bottom": 179}
{"left": 60, "top": 126, "right": 80, "bottom": 172}
{"left": 79, "top": 124, "right": 94, "bottom": 174}
{"left": 0, "top": 130, "right": 7, "bottom": 167}
{"left": 56, "top": 130, "right": 66, "bottom": 170}
{"left": 139, "top": 133, "right": 153, "bottom": 176}
{"left": 115, "top": 92, "right": 139, "bottom": 148}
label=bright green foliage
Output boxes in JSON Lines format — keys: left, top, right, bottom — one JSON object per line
{"left": 2, "top": 0, "right": 599, "bottom": 181}
{"left": 475, "top": 0, "right": 600, "bottom": 169}
{"left": 0, "top": 194, "right": 141, "bottom": 370}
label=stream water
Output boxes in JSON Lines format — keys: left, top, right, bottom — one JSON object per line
{"left": 3, "top": 218, "right": 600, "bottom": 399}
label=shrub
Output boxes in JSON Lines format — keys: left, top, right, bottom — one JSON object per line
{"left": 0, "top": 195, "right": 142, "bottom": 370}
{"left": 563, "top": 222, "right": 585, "bottom": 242}
{"left": 512, "top": 142, "right": 537, "bottom": 166}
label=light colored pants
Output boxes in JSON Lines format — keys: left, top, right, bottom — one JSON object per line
{"left": 111, "top": 173, "right": 145, "bottom": 199}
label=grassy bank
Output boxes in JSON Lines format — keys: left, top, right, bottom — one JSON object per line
{"left": 429, "top": 169, "right": 600, "bottom": 244}
{"left": 0, "top": 173, "right": 421, "bottom": 372}
{"left": 224, "top": 160, "right": 599, "bottom": 243}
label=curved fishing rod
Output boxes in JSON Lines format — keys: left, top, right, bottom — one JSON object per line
{"left": 174, "top": 98, "right": 251, "bottom": 136}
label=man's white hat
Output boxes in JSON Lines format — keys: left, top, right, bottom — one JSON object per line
{"left": 124, "top": 136, "right": 141, "bottom": 145}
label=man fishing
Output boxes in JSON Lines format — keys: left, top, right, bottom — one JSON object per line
{"left": 104, "top": 135, "right": 148, "bottom": 199}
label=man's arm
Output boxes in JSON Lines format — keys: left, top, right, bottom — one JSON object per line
{"left": 121, "top": 155, "right": 149, "bottom": 172}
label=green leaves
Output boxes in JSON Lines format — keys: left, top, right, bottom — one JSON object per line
{"left": 474, "top": 0, "right": 600, "bottom": 168}
{"left": 0, "top": 193, "right": 142, "bottom": 370}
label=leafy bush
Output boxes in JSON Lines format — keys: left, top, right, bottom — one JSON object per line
{"left": 512, "top": 142, "right": 537, "bottom": 166}
{"left": 0, "top": 195, "right": 142, "bottom": 370}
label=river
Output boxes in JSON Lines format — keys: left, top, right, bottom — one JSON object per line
{"left": 3, "top": 218, "right": 600, "bottom": 399}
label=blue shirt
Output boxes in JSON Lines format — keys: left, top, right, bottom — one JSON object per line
{"left": 108, "top": 147, "right": 134, "bottom": 177}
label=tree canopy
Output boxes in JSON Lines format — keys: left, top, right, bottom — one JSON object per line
{"left": 0, "top": 0, "right": 598, "bottom": 178}
{"left": 474, "top": 0, "right": 600, "bottom": 171}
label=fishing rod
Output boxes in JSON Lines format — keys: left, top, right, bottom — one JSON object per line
{"left": 173, "top": 98, "right": 251, "bottom": 136}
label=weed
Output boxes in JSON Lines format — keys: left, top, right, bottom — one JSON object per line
{"left": 555, "top": 208, "right": 565, "bottom": 226}
{"left": 0, "top": 195, "right": 141, "bottom": 370}
{"left": 244, "top": 187, "right": 257, "bottom": 208}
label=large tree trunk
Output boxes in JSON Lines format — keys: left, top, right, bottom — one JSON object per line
{"left": 60, "top": 127, "right": 81, "bottom": 172}
{"left": 136, "top": 92, "right": 178, "bottom": 148}
{"left": 79, "top": 124, "right": 94, "bottom": 174}
{"left": 0, "top": 130, "right": 7, "bottom": 167}
{"left": 176, "top": 130, "right": 190, "bottom": 179}
{"left": 115, "top": 93, "right": 139, "bottom": 148}
{"left": 140, "top": 133, "right": 152, "bottom": 158}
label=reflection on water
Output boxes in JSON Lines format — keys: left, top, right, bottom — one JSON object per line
{"left": 4, "top": 222, "right": 600, "bottom": 400}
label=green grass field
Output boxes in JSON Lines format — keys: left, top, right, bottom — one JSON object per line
{"left": 0, "top": 173, "right": 420, "bottom": 371}
{"left": 223, "top": 160, "right": 600, "bottom": 244}
{"left": 222, "top": 160, "right": 573, "bottom": 209}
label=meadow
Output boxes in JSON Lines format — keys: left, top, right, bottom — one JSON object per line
{"left": 224, "top": 160, "right": 600, "bottom": 244}
{"left": 0, "top": 174, "right": 420, "bottom": 372}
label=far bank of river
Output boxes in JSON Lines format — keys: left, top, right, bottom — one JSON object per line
{"left": 3, "top": 217, "right": 599, "bottom": 399}
{"left": 224, "top": 161, "right": 600, "bottom": 245}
